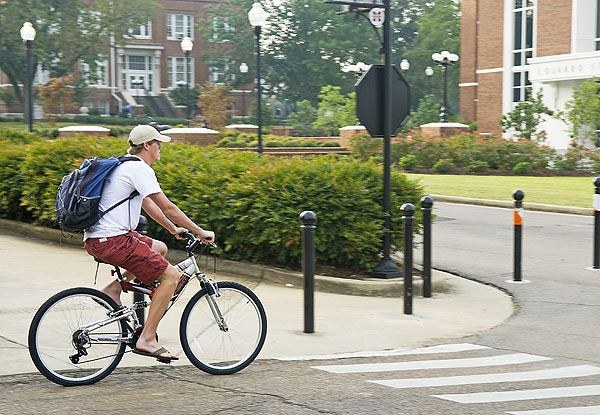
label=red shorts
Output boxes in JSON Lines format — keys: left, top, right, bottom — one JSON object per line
{"left": 84, "top": 231, "right": 169, "bottom": 284}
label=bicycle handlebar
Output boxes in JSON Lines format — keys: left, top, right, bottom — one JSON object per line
{"left": 178, "top": 230, "right": 217, "bottom": 248}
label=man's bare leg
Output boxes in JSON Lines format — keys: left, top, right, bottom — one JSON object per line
{"left": 135, "top": 265, "right": 179, "bottom": 358}
{"left": 101, "top": 239, "right": 168, "bottom": 306}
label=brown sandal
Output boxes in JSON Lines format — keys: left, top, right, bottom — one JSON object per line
{"left": 132, "top": 346, "right": 179, "bottom": 363}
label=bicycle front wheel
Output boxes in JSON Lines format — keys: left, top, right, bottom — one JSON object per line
{"left": 28, "top": 287, "right": 127, "bottom": 386}
{"left": 180, "top": 281, "right": 267, "bottom": 375}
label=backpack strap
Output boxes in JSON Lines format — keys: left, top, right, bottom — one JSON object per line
{"left": 99, "top": 155, "right": 142, "bottom": 217}
{"left": 101, "top": 189, "right": 140, "bottom": 216}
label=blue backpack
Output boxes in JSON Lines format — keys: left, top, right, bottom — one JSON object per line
{"left": 55, "top": 155, "right": 140, "bottom": 233}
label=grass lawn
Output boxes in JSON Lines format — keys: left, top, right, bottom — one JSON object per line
{"left": 406, "top": 173, "right": 597, "bottom": 208}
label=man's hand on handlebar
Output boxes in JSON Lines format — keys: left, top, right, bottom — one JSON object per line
{"left": 173, "top": 227, "right": 188, "bottom": 240}
{"left": 178, "top": 229, "right": 216, "bottom": 246}
{"left": 198, "top": 229, "right": 215, "bottom": 245}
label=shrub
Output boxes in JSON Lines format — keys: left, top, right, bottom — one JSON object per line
{"left": 215, "top": 131, "right": 339, "bottom": 148}
{"left": 0, "top": 128, "right": 43, "bottom": 144}
{"left": 350, "top": 133, "right": 382, "bottom": 161}
{"left": 466, "top": 161, "right": 489, "bottom": 173}
{"left": 512, "top": 161, "right": 532, "bottom": 175}
{"left": 398, "top": 155, "right": 418, "bottom": 170}
{"left": 0, "top": 133, "right": 423, "bottom": 270}
{"left": 390, "top": 131, "right": 558, "bottom": 173}
{"left": 35, "top": 127, "right": 60, "bottom": 139}
{"left": 432, "top": 159, "right": 455, "bottom": 173}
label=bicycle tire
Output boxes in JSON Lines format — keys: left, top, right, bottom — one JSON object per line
{"left": 179, "top": 281, "right": 267, "bottom": 375}
{"left": 28, "top": 287, "right": 127, "bottom": 386}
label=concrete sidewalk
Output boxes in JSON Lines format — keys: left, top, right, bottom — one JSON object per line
{"left": 0, "top": 230, "right": 513, "bottom": 377}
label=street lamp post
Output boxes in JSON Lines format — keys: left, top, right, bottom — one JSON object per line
{"left": 248, "top": 2, "right": 268, "bottom": 154}
{"left": 239, "top": 62, "right": 248, "bottom": 122}
{"left": 431, "top": 50, "right": 459, "bottom": 122}
{"left": 20, "top": 22, "right": 36, "bottom": 133}
{"left": 180, "top": 37, "right": 194, "bottom": 126}
{"left": 425, "top": 66, "right": 434, "bottom": 95}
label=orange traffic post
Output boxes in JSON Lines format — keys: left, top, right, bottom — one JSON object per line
{"left": 513, "top": 190, "right": 524, "bottom": 282}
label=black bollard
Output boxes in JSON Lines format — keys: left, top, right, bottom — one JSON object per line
{"left": 402, "top": 203, "right": 415, "bottom": 315}
{"left": 420, "top": 196, "right": 433, "bottom": 298}
{"left": 594, "top": 178, "right": 600, "bottom": 269}
{"left": 513, "top": 190, "right": 524, "bottom": 282}
{"left": 133, "top": 215, "right": 148, "bottom": 324}
{"left": 300, "top": 211, "right": 317, "bottom": 334}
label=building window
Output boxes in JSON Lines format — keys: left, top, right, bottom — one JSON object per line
{"left": 79, "top": 60, "right": 108, "bottom": 87}
{"left": 596, "top": 0, "right": 600, "bottom": 50}
{"left": 208, "top": 59, "right": 234, "bottom": 85}
{"left": 512, "top": 0, "right": 534, "bottom": 102}
{"left": 124, "top": 55, "right": 152, "bottom": 71}
{"left": 33, "top": 64, "right": 51, "bottom": 85}
{"left": 97, "top": 100, "right": 109, "bottom": 115}
{"left": 131, "top": 20, "right": 152, "bottom": 39}
{"left": 211, "top": 16, "right": 235, "bottom": 42}
{"left": 166, "top": 14, "right": 193, "bottom": 40}
{"left": 167, "top": 56, "right": 194, "bottom": 88}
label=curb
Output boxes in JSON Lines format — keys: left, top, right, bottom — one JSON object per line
{"left": 430, "top": 194, "right": 593, "bottom": 216}
{"left": 0, "top": 218, "right": 446, "bottom": 298}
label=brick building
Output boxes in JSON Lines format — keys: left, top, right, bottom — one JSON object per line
{"left": 460, "top": 0, "right": 600, "bottom": 150}
{"left": 1, "top": 0, "right": 249, "bottom": 120}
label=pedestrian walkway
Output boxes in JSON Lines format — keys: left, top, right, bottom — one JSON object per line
{"left": 0, "top": 229, "right": 513, "bottom": 376}
{"left": 310, "top": 342, "right": 600, "bottom": 414}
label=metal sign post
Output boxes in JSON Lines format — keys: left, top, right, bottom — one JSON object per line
{"left": 327, "top": 0, "right": 408, "bottom": 279}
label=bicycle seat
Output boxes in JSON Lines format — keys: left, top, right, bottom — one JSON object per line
{"left": 93, "top": 256, "right": 107, "bottom": 264}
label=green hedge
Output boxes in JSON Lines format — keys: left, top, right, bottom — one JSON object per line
{"left": 0, "top": 129, "right": 423, "bottom": 270}
{"left": 216, "top": 131, "right": 340, "bottom": 148}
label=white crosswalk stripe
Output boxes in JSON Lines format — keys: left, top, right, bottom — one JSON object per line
{"left": 277, "top": 342, "right": 489, "bottom": 361}
{"left": 312, "top": 352, "right": 550, "bottom": 374}
{"left": 368, "top": 365, "right": 600, "bottom": 389}
{"left": 506, "top": 405, "right": 600, "bottom": 414}
{"left": 307, "top": 343, "right": 600, "bottom": 414}
{"left": 434, "top": 385, "right": 600, "bottom": 403}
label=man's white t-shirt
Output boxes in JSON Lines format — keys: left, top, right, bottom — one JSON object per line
{"left": 84, "top": 156, "right": 161, "bottom": 240}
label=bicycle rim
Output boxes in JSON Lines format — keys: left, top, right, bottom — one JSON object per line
{"left": 180, "top": 282, "right": 267, "bottom": 374}
{"left": 29, "top": 288, "right": 126, "bottom": 386}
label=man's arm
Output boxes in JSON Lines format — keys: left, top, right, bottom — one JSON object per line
{"left": 146, "top": 192, "right": 215, "bottom": 243}
{"left": 141, "top": 197, "right": 183, "bottom": 237}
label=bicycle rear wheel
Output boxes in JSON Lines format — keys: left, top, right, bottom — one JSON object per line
{"left": 180, "top": 281, "right": 267, "bottom": 375}
{"left": 28, "top": 287, "right": 127, "bottom": 386}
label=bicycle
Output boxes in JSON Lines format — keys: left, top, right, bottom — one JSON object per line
{"left": 28, "top": 231, "right": 267, "bottom": 386}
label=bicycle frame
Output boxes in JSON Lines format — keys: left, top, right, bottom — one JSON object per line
{"left": 78, "top": 237, "right": 225, "bottom": 347}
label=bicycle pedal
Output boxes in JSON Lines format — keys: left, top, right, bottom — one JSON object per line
{"left": 157, "top": 357, "right": 172, "bottom": 364}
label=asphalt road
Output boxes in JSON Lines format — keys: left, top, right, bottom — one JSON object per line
{"left": 415, "top": 202, "right": 600, "bottom": 364}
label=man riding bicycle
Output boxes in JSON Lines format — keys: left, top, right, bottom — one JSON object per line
{"left": 83, "top": 124, "right": 215, "bottom": 361}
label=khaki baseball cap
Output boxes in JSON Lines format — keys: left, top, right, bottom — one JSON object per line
{"left": 128, "top": 124, "right": 171, "bottom": 145}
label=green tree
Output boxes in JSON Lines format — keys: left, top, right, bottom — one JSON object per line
{"left": 169, "top": 84, "right": 200, "bottom": 107}
{"left": 401, "top": 0, "right": 461, "bottom": 111}
{"left": 197, "top": 0, "right": 255, "bottom": 90}
{"left": 248, "top": 100, "right": 274, "bottom": 128}
{"left": 0, "top": 0, "right": 158, "bottom": 107}
{"left": 288, "top": 100, "right": 317, "bottom": 136}
{"left": 562, "top": 79, "right": 600, "bottom": 145}
{"left": 500, "top": 90, "right": 554, "bottom": 140}
{"left": 313, "top": 86, "right": 356, "bottom": 136}
{"left": 200, "top": 0, "right": 383, "bottom": 103}
{"left": 403, "top": 94, "right": 440, "bottom": 131}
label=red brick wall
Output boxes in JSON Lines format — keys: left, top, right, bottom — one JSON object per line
{"left": 537, "top": 0, "right": 571, "bottom": 57}
{"left": 459, "top": 0, "right": 478, "bottom": 121}
{"left": 476, "top": 72, "right": 503, "bottom": 135}
{"left": 477, "top": 0, "right": 504, "bottom": 70}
